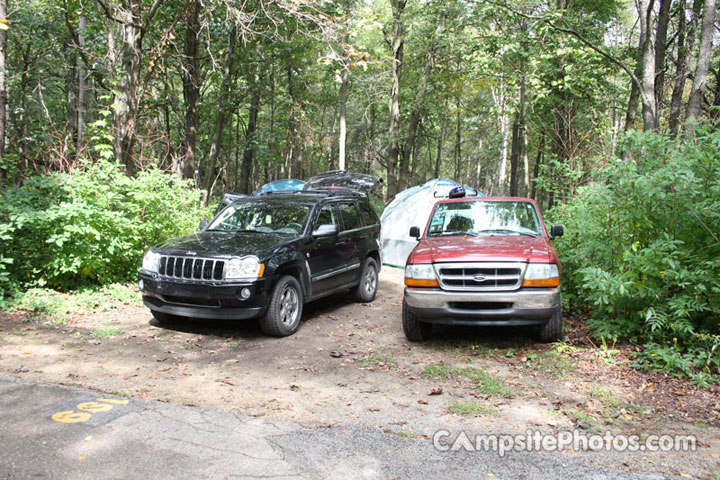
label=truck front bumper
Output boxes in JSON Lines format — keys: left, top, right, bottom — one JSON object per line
{"left": 404, "top": 287, "right": 560, "bottom": 326}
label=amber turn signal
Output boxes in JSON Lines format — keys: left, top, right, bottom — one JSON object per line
{"left": 404, "top": 277, "right": 439, "bottom": 287}
{"left": 522, "top": 277, "right": 560, "bottom": 287}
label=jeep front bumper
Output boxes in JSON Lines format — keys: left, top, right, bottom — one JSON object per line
{"left": 404, "top": 287, "right": 560, "bottom": 326}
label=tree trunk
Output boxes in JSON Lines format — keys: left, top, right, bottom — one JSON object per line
{"left": 286, "top": 62, "right": 298, "bottom": 178}
{"left": 509, "top": 112, "right": 521, "bottom": 196}
{"left": 178, "top": 0, "right": 201, "bottom": 179}
{"left": 492, "top": 80, "right": 508, "bottom": 195}
{"left": 668, "top": 0, "right": 691, "bottom": 136}
{"left": 114, "top": 0, "right": 144, "bottom": 175}
{"left": 399, "top": 14, "right": 444, "bottom": 191}
{"left": 453, "top": 102, "right": 461, "bottom": 181}
{"left": 204, "top": 26, "right": 237, "bottom": 202}
{"left": 385, "top": 0, "right": 406, "bottom": 200}
{"left": 654, "top": 0, "right": 670, "bottom": 125}
{"left": 638, "top": 0, "right": 657, "bottom": 131}
{"left": 685, "top": 0, "right": 717, "bottom": 126}
{"left": 435, "top": 110, "right": 448, "bottom": 179}
{"left": 338, "top": 69, "right": 348, "bottom": 171}
{"left": 531, "top": 135, "right": 545, "bottom": 200}
{"left": 74, "top": 15, "right": 87, "bottom": 154}
{"left": 0, "top": 0, "right": 7, "bottom": 176}
{"left": 239, "top": 78, "right": 260, "bottom": 194}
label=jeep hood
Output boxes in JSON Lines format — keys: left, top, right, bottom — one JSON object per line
{"left": 408, "top": 235, "right": 557, "bottom": 264}
{"left": 152, "top": 231, "right": 295, "bottom": 259}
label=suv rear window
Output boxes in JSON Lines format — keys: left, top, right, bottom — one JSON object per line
{"left": 339, "top": 202, "right": 362, "bottom": 231}
{"left": 358, "top": 202, "right": 378, "bottom": 226}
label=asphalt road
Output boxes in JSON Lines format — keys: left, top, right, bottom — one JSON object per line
{"left": 0, "top": 375, "right": 668, "bottom": 480}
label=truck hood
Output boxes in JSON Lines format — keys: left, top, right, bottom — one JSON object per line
{"left": 152, "top": 231, "right": 296, "bottom": 260}
{"left": 408, "top": 235, "right": 557, "bottom": 264}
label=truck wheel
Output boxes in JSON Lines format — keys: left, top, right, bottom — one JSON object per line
{"left": 352, "top": 257, "right": 378, "bottom": 303}
{"left": 402, "top": 298, "right": 432, "bottom": 341}
{"left": 538, "top": 302, "right": 563, "bottom": 343}
{"left": 151, "top": 310, "right": 183, "bottom": 325}
{"left": 260, "top": 275, "right": 303, "bottom": 337}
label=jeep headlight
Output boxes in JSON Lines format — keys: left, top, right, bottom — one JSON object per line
{"left": 523, "top": 263, "right": 560, "bottom": 287}
{"left": 225, "top": 256, "right": 265, "bottom": 280}
{"left": 404, "top": 264, "right": 438, "bottom": 287}
{"left": 142, "top": 250, "right": 161, "bottom": 273}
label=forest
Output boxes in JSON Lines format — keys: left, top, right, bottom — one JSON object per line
{"left": 0, "top": 0, "right": 718, "bottom": 383}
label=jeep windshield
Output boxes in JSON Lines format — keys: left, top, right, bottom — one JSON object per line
{"left": 208, "top": 202, "right": 311, "bottom": 234}
{"left": 427, "top": 200, "right": 542, "bottom": 237}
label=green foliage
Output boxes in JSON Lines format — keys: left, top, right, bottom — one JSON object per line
{"left": 5, "top": 283, "right": 141, "bottom": 323}
{"left": 0, "top": 162, "right": 207, "bottom": 293}
{"left": 549, "top": 128, "right": 720, "bottom": 382}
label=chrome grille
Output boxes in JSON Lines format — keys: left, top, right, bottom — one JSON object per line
{"left": 435, "top": 262, "right": 525, "bottom": 291}
{"left": 158, "top": 256, "right": 225, "bottom": 281}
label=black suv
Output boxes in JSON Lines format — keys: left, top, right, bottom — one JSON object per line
{"left": 138, "top": 171, "right": 382, "bottom": 337}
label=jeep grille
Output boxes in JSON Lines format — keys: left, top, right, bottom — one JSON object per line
{"left": 435, "top": 262, "right": 525, "bottom": 291}
{"left": 158, "top": 256, "right": 225, "bottom": 281}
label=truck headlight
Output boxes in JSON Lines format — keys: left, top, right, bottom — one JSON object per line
{"left": 225, "top": 256, "right": 265, "bottom": 280}
{"left": 404, "top": 264, "right": 438, "bottom": 287}
{"left": 142, "top": 250, "right": 161, "bottom": 273}
{"left": 523, "top": 263, "right": 560, "bottom": 287}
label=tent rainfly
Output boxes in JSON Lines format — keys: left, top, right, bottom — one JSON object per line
{"left": 253, "top": 179, "right": 306, "bottom": 195}
{"left": 380, "top": 179, "right": 482, "bottom": 267}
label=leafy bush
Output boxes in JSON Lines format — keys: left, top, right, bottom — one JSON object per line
{"left": 0, "top": 161, "right": 208, "bottom": 293}
{"left": 549, "top": 128, "right": 720, "bottom": 382}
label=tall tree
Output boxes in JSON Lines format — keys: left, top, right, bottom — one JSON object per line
{"left": 685, "top": 0, "right": 717, "bottom": 126}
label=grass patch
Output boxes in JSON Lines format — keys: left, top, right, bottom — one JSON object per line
{"left": 526, "top": 351, "right": 575, "bottom": 379}
{"left": 423, "top": 363, "right": 513, "bottom": 397}
{"left": 4, "top": 284, "right": 141, "bottom": 323}
{"left": 449, "top": 401, "right": 497, "bottom": 416}
{"left": 430, "top": 338, "right": 491, "bottom": 355}
{"left": 89, "top": 326, "right": 125, "bottom": 338}
{"left": 586, "top": 384, "right": 622, "bottom": 410}
{"left": 359, "top": 354, "right": 396, "bottom": 368}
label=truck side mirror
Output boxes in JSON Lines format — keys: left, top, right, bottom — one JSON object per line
{"left": 313, "top": 224, "right": 338, "bottom": 237}
{"left": 409, "top": 226, "right": 421, "bottom": 241}
{"left": 550, "top": 225, "right": 564, "bottom": 239}
{"left": 199, "top": 220, "right": 210, "bottom": 231}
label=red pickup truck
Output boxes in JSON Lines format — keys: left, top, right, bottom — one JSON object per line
{"left": 402, "top": 196, "right": 564, "bottom": 342}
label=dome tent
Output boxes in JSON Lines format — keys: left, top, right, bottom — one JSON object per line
{"left": 252, "top": 179, "right": 306, "bottom": 195}
{"left": 380, "top": 179, "right": 482, "bottom": 267}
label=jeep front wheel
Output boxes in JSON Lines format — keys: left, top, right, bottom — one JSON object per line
{"left": 260, "top": 275, "right": 303, "bottom": 337}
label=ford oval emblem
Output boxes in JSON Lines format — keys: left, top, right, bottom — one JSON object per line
{"left": 473, "top": 274, "right": 487, "bottom": 282}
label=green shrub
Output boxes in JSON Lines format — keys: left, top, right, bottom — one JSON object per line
{"left": 549, "top": 128, "right": 720, "bottom": 381}
{"left": 0, "top": 161, "right": 208, "bottom": 293}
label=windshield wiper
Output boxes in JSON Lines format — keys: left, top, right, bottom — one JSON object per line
{"left": 476, "top": 229, "right": 538, "bottom": 237}
{"left": 436, "top": 230, "right": 478, "bottom": 237}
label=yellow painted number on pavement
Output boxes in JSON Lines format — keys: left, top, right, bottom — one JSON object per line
{"left": 51, "top": 410, "right": 92, "bottom": 424}
{"left": 77, "top": 401, "right": 113, "bottom": 413}
{"left": 51, "top": 398, "right": 127, "bottom": 424}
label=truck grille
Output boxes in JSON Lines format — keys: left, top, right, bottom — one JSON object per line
{"left": 158, "top": 256, "right": 225, "bottom": 281}
{"left": 435, "top": 262, "right": 525, "bottom": 291}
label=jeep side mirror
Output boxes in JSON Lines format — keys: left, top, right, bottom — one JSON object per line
{"left": 199, "top": 220, "right": 210, "bottom": 231}
{"left": 313, "top": 224, "right": 338, "bottom": 237}
{"left": 409, "top": 226, "right": 421, "bottom": 240}
{"left": 550, "top": 225, "right": 564, "bottom": 239}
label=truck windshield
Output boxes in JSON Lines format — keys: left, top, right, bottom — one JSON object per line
{"left": 209, "top": 202, "right": 311, "bottom": 234}
{"left": 427, "top": 200, "right": 542, "bottom": 237}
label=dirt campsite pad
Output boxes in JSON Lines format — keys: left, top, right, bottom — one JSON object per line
{"left": 1, "top": 267, "right": 718, "bottom": 478}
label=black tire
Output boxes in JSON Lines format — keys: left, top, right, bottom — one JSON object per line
{"left": 352, "top": 257, "right": 379, "bottom": 303}
{"left": 538, "top": 301, "right": 563, "bottom": 343}
{"left": 260, "top": 275, "right": 304, "bottom": 337}
{"left": 402, "top": 297, "right": 432, "bottom": 341}
{"left": 150, "top": 310, "right": 184, "bottom": 325}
